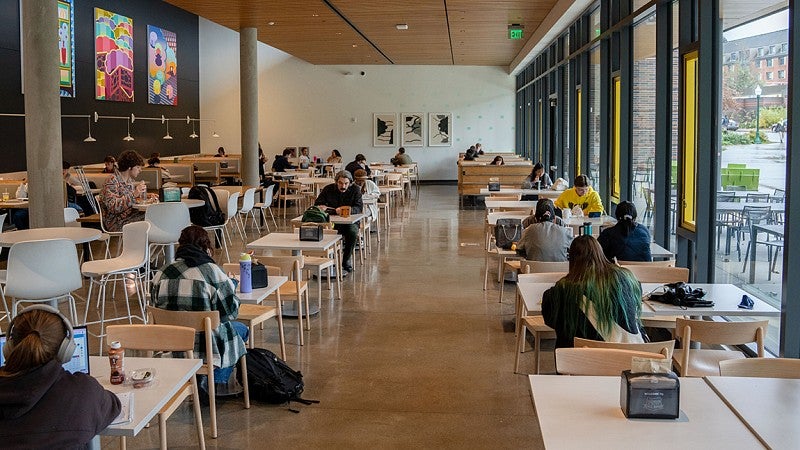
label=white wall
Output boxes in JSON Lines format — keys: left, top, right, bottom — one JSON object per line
{"left": 199, "top": 18, "right": 516, "bottom": 180}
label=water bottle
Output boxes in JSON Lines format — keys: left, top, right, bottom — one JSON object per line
{"left": 109, "top": 341, "right": 125, "bottom": 385}
{"left": 239, "top": 253, "right": 252, "bottom": 293}
{"left": 579, "top": 222, "right": 593, "bottom": 236}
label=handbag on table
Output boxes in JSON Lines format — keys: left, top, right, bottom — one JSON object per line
{"left": 494, "top": 218, "right": 522, "bottom": 250}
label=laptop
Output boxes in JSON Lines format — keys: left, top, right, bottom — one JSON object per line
{"left": 0, "top": 326, "right": 90, "bottom": 374}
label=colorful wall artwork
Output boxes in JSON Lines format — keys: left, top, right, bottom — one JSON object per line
{"left": 95, "top": 8, "right": 134, "bottom": 102}
{"left": 58, "top": 0, "right": 75, "bottom": 97}
{"left": 147, "top": 25, "right": 177, "bottom": 105}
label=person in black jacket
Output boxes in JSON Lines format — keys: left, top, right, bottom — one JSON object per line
{"left": 0, "top": 306, "right": 120, "bottom": 448}
{"left": 597, "top": 200, "right": 652, "bottom": 262}
{"left": 272, "top": 148, "right": 296, "bottom": 172}
{"left": 315, "top": 171, "right": 363, "bottom": 273}
{"left": 345, "top": 154, "right": 371, "bottom": 178}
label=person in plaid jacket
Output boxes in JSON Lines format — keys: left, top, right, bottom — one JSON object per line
{"left": 151, "top": 225, "right": 247, "bottom": 383}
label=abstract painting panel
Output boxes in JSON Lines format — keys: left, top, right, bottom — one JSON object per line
{"left": 429, "top": 113, "right": 451, "bottom": 146}
{"left": 401, "top": 113, "right": 423, "bottom": 147}
{"left": 147, "top": 25, "right": 177, "bottom": 105}
{"left": 58, "top": 0, "right": 75, "bottom": 97}
{"left": 95, "top": 8, "right": 134, "bottom": 102}
{"left": 373, "top": 113, "right": 396, "bottom": 147}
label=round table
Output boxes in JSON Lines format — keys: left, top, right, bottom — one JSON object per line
{"left": 132, "top": 198, "right": 205, "bottom": 211}
{"left": 0, "top": 227, "right": 101, "bottom": 247}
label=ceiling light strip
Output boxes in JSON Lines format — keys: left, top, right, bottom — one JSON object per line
{"left": 322, "top": 0, "right": 394, "bottom": 64}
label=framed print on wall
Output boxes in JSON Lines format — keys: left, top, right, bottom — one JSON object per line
{"left": 401, "top": 113, "right": 424, "bottom": 147}
{"left": 147, "top": 25, "right": 177, "bottom": 105}
{"left": 373, "top": 113, "right": 396, "bottom": 147}
{"left": 428, "top": 112, "right": 451, "bottom": 146}
{"left": 95, "top": 8, "right": 134, "bottom": 102}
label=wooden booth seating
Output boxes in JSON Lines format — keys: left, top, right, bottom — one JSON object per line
{"left": 457, "top": 160, "right": 532, "bottom": 196}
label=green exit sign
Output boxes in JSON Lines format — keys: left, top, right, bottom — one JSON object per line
{"left": 509, "top": 28, "right": 523, "bottom": 40}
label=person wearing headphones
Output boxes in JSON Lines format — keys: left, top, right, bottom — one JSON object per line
{"left": 0, "top": 305, "right": 120, "bottom": 448}
{"left": 314, "top": 170, "right": 363, "bottom": 274}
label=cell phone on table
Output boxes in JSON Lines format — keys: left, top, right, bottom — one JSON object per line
{"left": 588, "top": 212, "right": 601, "bottom": 218}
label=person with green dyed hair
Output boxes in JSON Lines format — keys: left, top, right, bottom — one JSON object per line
{"left": 541, "top": 235, "right": 646, "bottom": 348}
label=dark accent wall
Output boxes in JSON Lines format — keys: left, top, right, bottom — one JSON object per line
{"left": 0, "top": 0, "right": 199, "bottom": 172}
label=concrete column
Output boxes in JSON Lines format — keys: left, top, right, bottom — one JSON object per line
{"left": 22, "top": 0, "right": 64, "bottom": 227}
{"left": 240, "top": 27, "right": 259, "bottom": 187}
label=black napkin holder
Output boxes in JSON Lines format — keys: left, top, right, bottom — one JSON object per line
{"left": 620, "top": 370, "right": 680, "bottom": 419}
{"left": 251, "top": 262, "right": 268, "bottom": 288}
{"left": 299, "top": 224, "right": 323, "bottom": 241}
{"left": 487, "top": 181, "right": 501, "bottom": 191}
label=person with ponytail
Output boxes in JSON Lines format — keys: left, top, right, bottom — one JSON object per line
{"left": 515, "top": 198, "right": 572, "bottom": 261}
{"left": 0, "top": 306, "right": 120, "bottom": 448}
{"left": 597, "top": 200, "right": 653, "bottom": 262}
{"left": 541, "top": 235, "right": 646, "bottom": 348}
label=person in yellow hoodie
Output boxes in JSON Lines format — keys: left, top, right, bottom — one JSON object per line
{"left": 554, "top": 174, "right": 604, "bottom": 216}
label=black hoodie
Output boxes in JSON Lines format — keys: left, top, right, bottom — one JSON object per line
{"left": 0, "top": 360, "right": 120, "bottom": 449}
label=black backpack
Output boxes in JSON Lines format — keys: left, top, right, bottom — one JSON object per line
{"left": 188, "top": 185, "right": 225, "bottom": 227}
{"left": 239, "top": 348, "right": 318, "bottom": 412}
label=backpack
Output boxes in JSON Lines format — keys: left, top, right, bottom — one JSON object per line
{"left": 301, "top": 205, "right": 330, "bottom": 223}
{"left": 239, "top": 348, "right": 319, "bottom": 412}
{"left": 188, "top": 185, "right": 225, "bottom": 226}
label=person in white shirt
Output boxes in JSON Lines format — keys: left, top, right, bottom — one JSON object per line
{"left": 353, "top": 169, "right": 380, "bottom": 221}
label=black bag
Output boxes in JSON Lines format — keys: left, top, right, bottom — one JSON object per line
{"left": 251, "top": 262, "right": 268, "bottom": 288}
{"left": 301, "top": 205, "right": 329, "bottom": 223}
{"left": 188, "top": 185, "right": 226, "bottom": 227}
{"left": 649, "top": 282, "right": 714, "bottom": 308}
{"left": 238, "top": 348, "right": 319, "bottom": 412}
{"left": 494, "top": 218, "right": 522, "bottom": 250}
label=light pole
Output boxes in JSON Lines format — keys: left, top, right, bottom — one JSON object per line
{"left": 754, "top": 85, "right": 762, "bottom": 144}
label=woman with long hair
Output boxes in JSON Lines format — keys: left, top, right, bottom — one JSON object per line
{"left": 522, "top": 162, "right": 553, "bottom": 189}
{"left": 597, "top": 200, "right": 652, "bottom": 262}
{"left": 541, "top": 235, "right": 645, "bottom": 347}
{"left": 0, "top": 306, "right": 120, "bottom": 447}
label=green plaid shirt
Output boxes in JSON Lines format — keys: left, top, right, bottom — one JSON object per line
{"left": 151, "top": 260, "right": 246, "bottom": 369}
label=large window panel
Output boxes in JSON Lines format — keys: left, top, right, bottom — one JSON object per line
{"left": 588, "top": 47, "right": 601, "bottom": 183}
{"left": 633, "top": 12, "right": 657, "bottom": 235}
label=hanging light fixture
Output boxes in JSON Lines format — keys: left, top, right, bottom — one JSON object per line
{"left": 188, "top": 116, "right": 198, "bottom": 138}
{"left": 123, "top": 119, "right": 134, "bottom": 141}
{"left": 163, "top": 116, "right": 173, "bottom": 140}
{"left": 83, "top": 116, "right": 96, "bottom": 142}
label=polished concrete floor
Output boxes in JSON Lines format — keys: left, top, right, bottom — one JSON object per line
{"left": 97, "top": 185, "right": 548, "bottom": 449}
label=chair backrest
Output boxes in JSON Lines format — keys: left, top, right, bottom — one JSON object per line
{"left": 5, "top": 238, "right": 83, "bottom": 299}
{"left": 240, "top": 188, "right": 258, "bottom": 212}
{"left": 261, "top": 184, "right": 276, "bottom": 207}
{"left": 0, "top": 212, "right": 6, "bottom": 233}
{"left": 624, "top": 266, "right": 689, "bottom": 283}
{"left": 617, "top": 259, "right": 675, "bottom": 267}
{"left": 149, "top": 306, "right": 221, "bottom": 331}
{"left": 517, "top": 272, "right": 566, "bottom": 283}
{"left": 255, "top": 255, "right": 304, "bottom": 279}
{"left": 555, "top": 347, "right": 666, "bottom": 376}
{"left": 118, "top": 221, "right": 151, "bottom": 265}
{"left": 573, "top": 337, "right": 676, "bottom": 359}
{"left": 64, "top": 207, "right": 81, "bottom": 227}
{"left": 227, "top": 191, "right": 241, "bottom": 218}
{"left": 489, "top": 194, "right": 521, "bottom": 201}
{"left": 145, "top": 202, "right": 191, "bottom": 244}
{"left": 718, "top": 357, "right": 800, "bottom": 379}
{"left": 742, "top": 205, "right": 772, "bottom": 224}
{"left": 745, "top": 193, "right": 770, "bottom": 203}
{"left": 160, "top": 163, "right": 195, "bottom": 186}
{"left": 524, "top": 260, "right": 570, "bottom": 273}
{"left": 107, "top": 324, "right": 196, "bottom": 355}
{"left": 211, "top": 188, "right": 230, "bottom": 215}
{"left": 676, "top": 318, "right": 767, "bottom": 348}
{"left": 772, "top": 188, "right": 786, "bottom": 202}
{"left": 94, "top": 194, "right": 114, "bottom": 234}
{"left": 716, "top": 192, "right": 736, "bottom": 202}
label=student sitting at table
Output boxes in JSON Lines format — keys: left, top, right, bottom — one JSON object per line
{"left": 516, "top": 199, "right": 571, "bottom": 261}
{"left": 298, "top": 147, "right": 311, "bottom": 169}
{"left": 100, "top": 150, "right": 154, "bottom": 232}
{"left": 522, "top": 162, "right": 553, "bottom": 189}
{"left": 147, "top": 153, "right": 172, "bottom": 178}
{"left": 150, "top": 225, "right": 248, "bottom": 393}
{"left": 554, "top": 174, "right": 604, "bottom": 216}
{"left": 214, "top": 147, "right": 227, "bottom": 157}
{"left": 345, "top": 153, "right": 371, "bottom": 178}
{"left": 475, "top": 143, "right": 485, "bottom": 155}
{"left": 354, "top": 169, "right": 380, "bottom": 222}
{"left": 315, "top": 171, "right": 363, "bottom": 274}
{"left": 272, "top": 148, "right": 297, "bottom": 173}
{"left": 541, "top": 235, "right": 645, "bottom": 348}
{"left": 489, "top": 155, "right": 505, "bottom": 165}
{"left": 327, "top": 149, "right": 342, "bottom": 164}
{"left": 391, "top": 147, "right": 412, "bottom": 166}
{"left": 0, "top": 305, "right": 121, "bottom": 447}
{"left": 597, "top": 201, "right": 652, "bottom": 262}
{"left": 101, "top": 155, "right": 116, "bottom": 173}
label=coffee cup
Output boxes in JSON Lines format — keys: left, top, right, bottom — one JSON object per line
{"left": 1, "top": 192, "right": 8, "bottom": 201}
{"left": 339, "top": 206, "right": 351, "bottom": 218}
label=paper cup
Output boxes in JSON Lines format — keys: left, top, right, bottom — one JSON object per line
{"left": 340, "top": 206, "right": 351, "bottom": 217}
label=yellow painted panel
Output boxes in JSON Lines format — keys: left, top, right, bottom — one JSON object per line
{"left": 612, "top": 76, "right": 621, "bottom": 202}
{"left": 681, "top": 51, "right": 698, "bottom": 232}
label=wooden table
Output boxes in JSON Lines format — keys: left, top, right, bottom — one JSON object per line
{"left": 0, "top": 226, "right": 101, "bottom": 246}
{"left": 0, "top": 199, "right": 29, "bottom": 209}
{"left": 484, "top": 200, "right": 538, "bottom": 213}
{"left": 529, "top": 375, "right": 765, "bottom": 449}
{"left": 705, "top": 376, "right": 800, "bottom": 449}
{"left": 94, "top": 356, "right": 203, "bottom": 438}
{"left": 479, "top": 188, "right": 561, "bottom": 198}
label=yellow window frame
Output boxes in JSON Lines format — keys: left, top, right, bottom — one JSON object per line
{"left": 611, "top": 76, "right": 622, "bottom": 202}
{"left": 681, "top": 51, "right": 698, "bottom": 232}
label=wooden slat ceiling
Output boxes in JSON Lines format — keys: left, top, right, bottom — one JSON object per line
{"left": 164, "top": 0, "right": 560, "bottom": 66}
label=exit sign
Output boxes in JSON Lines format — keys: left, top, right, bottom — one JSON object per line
{"left": 509, "top": 28, "right": 523, "bottom": 40}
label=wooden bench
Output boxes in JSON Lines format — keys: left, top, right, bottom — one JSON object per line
{"left": 457, "top": 160, "right": 532, "bottom": 196}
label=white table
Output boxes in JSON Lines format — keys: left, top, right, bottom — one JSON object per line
{"left": 480, "top": 188, "right": 561, "bottom": 198}
{"left": 94, "top": 356, "right": 202, "bottom": 438}
{"left": 484, "top": 200, "right": 537, "bottom": 213}
{"left": 529, "top": 375, "right": 765, "bottom": 449}
{"left": 650, "top": 242, "right": 675, "bottom": 260}
{"left": 705, "top": 376, "right": 800, "bottom": 449}
{"left": 132, "top": 198, "right": 205, "bottom": 211}
{"left": 0, "top": 226, "right": 101, "bottom": 246}
{"left": 290, "top": 213, "right": 366, "bottom": 226}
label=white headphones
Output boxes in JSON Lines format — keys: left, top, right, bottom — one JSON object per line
{"left": 3, "top": 305, "right": 75, "bottom": 364}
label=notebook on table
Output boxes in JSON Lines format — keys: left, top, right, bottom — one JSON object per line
{"left": 0, "top": 325, "right": 90, "bottom": 374}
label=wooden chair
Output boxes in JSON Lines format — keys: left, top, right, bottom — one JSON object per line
{"left": 278, "top": 179, "right": 306, "bottom": 219}
{"left": 555, "top": 347, "right": 666, "bottom": 376}
{"left": 573, "top": 337, "right": 676, "bottom": 359}
{"left": 500, "top": 259, "right": 569, "bottom": 303}
{"left": 148, "top": 308, "right": 250, "bottom": 439}
{"left": 673, "top": 318, "right": 767, "bottom": 377}
{"left": 719, "top": 358, "right": 800, "bottom": 379}
{"left": 616, "top": 258, "right": 675, "bottom": 267}
{"left": 106, "top": 324, "right": 206, "bottom": 450}
{"left": 513, "top": 272, "right": 567, "bottom": 374}
{"left": 252, "top": 256, "right": 310, "bottom": 346}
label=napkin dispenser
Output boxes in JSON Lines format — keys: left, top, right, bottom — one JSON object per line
{"left": 299, "top": 224, "right": 323, "bottom": 241}
{"left": 620, "top": 370, "right": 680, "bottom": 419}
{"left": 161, "top": 187, "right": 181, "bottom": 202}
{"left": 487, "top": 181, "right": 501, "bottom": 191}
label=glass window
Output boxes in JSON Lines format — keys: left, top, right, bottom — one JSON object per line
{"left": 670, "top": 0, "right": 679, "bottom": 251}
{"left": 588, "top": 47, "right": 600, "bottom": 184}
{"left": 730, "top": 52, "right": 738, "bottom": 61}
{"left": 632, "top": 11, "right": 657, "bottom": 235}
{"left": 767, "top": 58, "right": 774, "bottom": 67}
{"left": 778, "top": 70, "right": 785, "bottom": 78}
{"left": 576, "top": 87, "right": 582, "bottom": 176}
{"left": 779, "top": 56, "right": 786, "bottom": 65}
{"left": 766, "top": 72, "right": 774, "bottom": 80}
{"left": 770, "top": 45, "right": 776, "bottom": 54}
{"left": 590, "top": 8, "right": 601, "bottom": 40}
{"left": 782, "top": 42, "right": 788, "bottom": 52}
{"left": 755, "top": 59, "right": 761, "bottom": 68}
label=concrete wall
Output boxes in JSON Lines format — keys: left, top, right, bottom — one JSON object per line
{"left": 198, "top": 18, "right": 516, "bottom": 181}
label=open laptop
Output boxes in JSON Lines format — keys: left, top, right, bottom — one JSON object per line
{"left": 0, "top": 326, "right": 90, "bottom": 374}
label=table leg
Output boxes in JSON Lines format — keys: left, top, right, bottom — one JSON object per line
{"left": 749, "top": 226, "right": 757, "bottom": 284}
{"left": 276, "top": 290, "right": 285, "bottom": 359}
{"left": 165, "top": 244, "right": 176, "bottom": 264}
